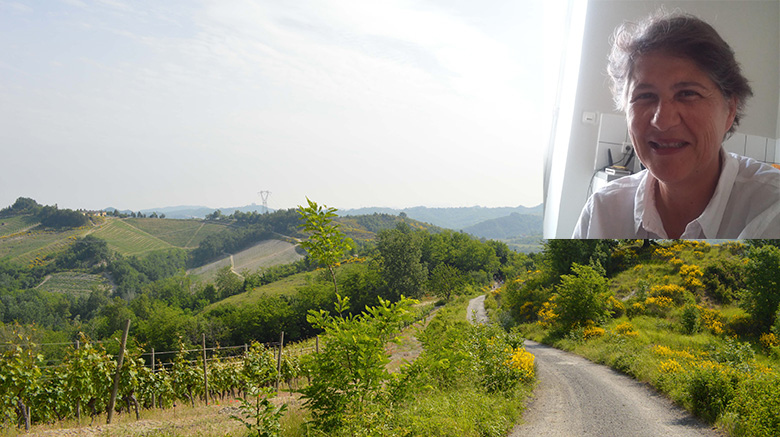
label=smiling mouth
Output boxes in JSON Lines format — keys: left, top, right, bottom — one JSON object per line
{"left": 649, "top": 141, "right": 688, "bottom": 150}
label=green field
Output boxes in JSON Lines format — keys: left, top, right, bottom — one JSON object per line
{"left": 188, "top": 239, "right": 304, "bottom": 283}
{"left": 0, "top": 214, "right": 40, "bottom": 237}
{"left": 90, "top": 219, "right": 176, "bottom": 256}
{"left": 0, "top": 227, "right": 89, "bottom": 266}
{"left": 205, "top": 270, "right": 315, "bottom": 311}
{"left": 123, "top": 218, "right": 226, "bottom": 248}
{"left": 36, "top": 271, "right": 111, "bottom": 296}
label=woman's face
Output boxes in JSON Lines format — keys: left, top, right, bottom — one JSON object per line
{"left": 626, "top": 51, "right": 737, "bottom": 187}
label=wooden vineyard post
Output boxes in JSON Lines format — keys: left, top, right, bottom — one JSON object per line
{"left": 275, "top": 331, "right": 284, "bottom": 392}
{"left": 151, "top": 348, "right": 156, "bottom": 408}
{"left": 107, "top": 319, "right": 131, "bottom": 424}
{"left": 75, "top": 339, "right": 81, "bottom": 423}
{"left": 202, "top": 334, "right": 209, "bottom": 406}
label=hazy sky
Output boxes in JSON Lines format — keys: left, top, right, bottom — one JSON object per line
{"left": 1, "top": 0, "right": 553, "bottom": 212}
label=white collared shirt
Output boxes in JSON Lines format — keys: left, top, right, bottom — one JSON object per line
{"left": 572, "top": 151, "right": 780, "bottom": 239}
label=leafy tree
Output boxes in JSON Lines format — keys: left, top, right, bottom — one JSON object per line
{"left": 215, "top": 266, "right": 243, "bottom": 299}
{"left": 336, "top": 261, "right": 384, "bottom": 314}
{"left": 0, "top": 197, "right": 40, "bottom": 217}
{"left": 55, "top": 235, "right": 110, "bottom": 270}
{"left": 543, "top": 239, "right": 618, "bottom": 281}
{"left": 37, "top": 206, "right": 90, "bottom": 229}
{"left": 377, "top": 223, "right": 427, "bottom": 300}
{"left": 428, "top": 264, "right": 465, "bottom": 301}
{"left": 551, "top": 263, "right": 610, "bottom": 332}
{"left": 741, "top": 245, "right": 780, "bottom": 331}
{"left": 297, "top": 198, "right": 352, "bottom": 295}
{"left": 301, "top": 294, "right": 416, "bottom": 431}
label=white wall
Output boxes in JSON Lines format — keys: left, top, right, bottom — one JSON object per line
{"left": 544, "top": 0, "right": 780, "bottom": 238}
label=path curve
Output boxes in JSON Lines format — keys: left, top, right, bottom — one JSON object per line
{"left": 465, "top": 296, "right": 723, "bottom": 437}
{"left": 509, "top": 341, "right": 723, "bottom": 437}
{"left": 466, "top": 295, "right": 488, "bottom": 324}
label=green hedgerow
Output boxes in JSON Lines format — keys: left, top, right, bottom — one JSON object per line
{"left": 727, "top": 373, "right": 780, "bottom": 437}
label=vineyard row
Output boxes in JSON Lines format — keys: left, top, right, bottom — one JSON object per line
{"left": 0, "top": 324, "right": 314, "bottom": 432}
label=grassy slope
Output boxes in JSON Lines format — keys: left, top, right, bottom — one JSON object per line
{"left": 204, "top": 270, "right": 316, "bottom": 312}
{"left": 36, "top": 271, "right": 111, "bottom": 296}
{"left": 0, "top": 225, "right": 89, "bottom": 266}
{"left": 0, "top": 214, "right": 39, "bottom": 237}
{"left": 90, "top": 218, "right": 175, "bottom": 255}
{"left": 0, "top": 216, "right": 231, "bottom": 265}
{"left": 188, "top": 240, "right": 304, "bottom": 284}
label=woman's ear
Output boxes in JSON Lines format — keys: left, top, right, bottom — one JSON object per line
{"left": 725, "top": 95, "right": 737, "bottom": 131}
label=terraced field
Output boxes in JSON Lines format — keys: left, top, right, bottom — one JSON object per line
{"left": 36, "top": 271, "right": 112, "bottom": 296}
{"left": 188, "top": 239, "right": 304, "bottom": 283}
{"left": 0, "top": 214, "right": 40, "bottom": 237}
{"left": 0, "top": 226, "right": 90, "bottom": 266}
{"left": 90, "top": 219, "right": 175, "bottom": 256}
{"left": 123, "top": 218, "right": 227, "bottom": 248}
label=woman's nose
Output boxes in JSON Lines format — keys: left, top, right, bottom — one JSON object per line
{"left": 651, "top": 100, "right": 681, "bottom": 131}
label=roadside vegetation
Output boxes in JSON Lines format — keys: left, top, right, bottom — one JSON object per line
{"left": 496, "top": 239, "right": 780, "bottom": 437}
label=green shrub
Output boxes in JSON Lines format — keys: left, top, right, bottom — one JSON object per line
{"left": 685, "top": 364, "right": 738, "bottom": 423}
{"left": 740, "top": 245, "right": 780, "bottom": 331}
{"left": 301, "top": 295, "right": 417, "bottom": 432}
{"left": 552, "top": 263, "right": 610, "bottom": 332}
{"left": 680, "top": 304, "right": 701, "bottom": 335}
{"left": 727, "top": 373, "right": 780, "bottom": 437}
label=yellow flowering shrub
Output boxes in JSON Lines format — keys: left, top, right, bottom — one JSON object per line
{"left": 627, "top": 302, "right": 645, "bottom": 318}
{"left": 659, "top": 359, "right": 684, "bottom": 374}
{"left": 583, "top": 326, "right": 605, "bottom": 340}
{"left": 669, "top": 257, "right": 685, "bottom": 271}
{"left": 649, "top": 284, "right": 687, "bottom": 304}
{"left": 505, "top": 347, "right": 535, "bottom": 382}
{"left": 760, "top": 332, "right": 779, "bottom": 350}
{"left": 645, "top": 296, "right": 673, "bottom": 315}
{"left": 679, "top": 264, "right": 704, "bottom": 290}
{"left": 537, "top": 299, "right": 558, "bottom": 328}
{"left": 652, "top": 345, "right": 695, "bottom": 360}
{"left": 614, "top": 321, "right": 639, "bottom": 338}
{"left": 699, "top": 306, "right": 724, "bottom": 335}
{"left": 653, "top": 246, "right": 679, "bottom": 260}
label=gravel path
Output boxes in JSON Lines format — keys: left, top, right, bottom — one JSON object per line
{"left": 466, "top": 294, "right": 488, "bottom": 324}
{"left": 465, "top": 295, "right": 723, "bottom": 437}
{"left": 509, "top": 340, "right": 724, "bottom": 437}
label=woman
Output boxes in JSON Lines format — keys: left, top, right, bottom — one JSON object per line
{"left": 573, "top": 10, "right": 780, "bottom": 239}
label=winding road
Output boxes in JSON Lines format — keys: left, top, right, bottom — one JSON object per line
{"left": 466, "top": 296, "right": 723, "bottom": 437}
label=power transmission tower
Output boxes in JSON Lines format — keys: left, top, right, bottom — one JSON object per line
{"left": 258, "top": 191, "right": 271, "bottom": 214}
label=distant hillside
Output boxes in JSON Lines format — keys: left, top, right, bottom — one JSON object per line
{"left": 102, "top": 203, "right": 544, "bottom": 233}
{"left": 462, "top": 213, "right": 544, "bottom": 240}
{"left": 335, "top": 213, "right": 442, "bottom": 242}
{"left": 110, "top": 204, "right": 275, "bottom": 219}
{"left": 340, "top": 204, "right": 543, "bottom": 230}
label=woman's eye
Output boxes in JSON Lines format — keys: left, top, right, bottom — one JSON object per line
{"left": 630, "top": 93, "right": 655, "bottom": 103}
{"left": 678, "top": 90, "right": 701, "bottom": 99}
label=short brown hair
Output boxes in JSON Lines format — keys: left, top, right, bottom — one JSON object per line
{"left": 607, "top": 10, "right": 753, "bottom": 133}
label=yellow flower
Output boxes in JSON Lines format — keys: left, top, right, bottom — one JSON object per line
{"left": 659, "top": 359, "right": 683, "bottom": 374}
{"left": 583, "top": 326, "right": 605, "bottom": 340}
{"left": 760, "top": 332, "right": 779, "bottom": 349}
{"left": 505, "top": 347, "right": 535, "bottom": 382}
{"left": 614, "top": 321, "right": 639, "bottom": 338}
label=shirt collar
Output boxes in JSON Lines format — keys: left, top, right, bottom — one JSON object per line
{"left": 634, "top": 170, "right": 666, "bottom": 237}
{"left": 633, "top": 149, "right": 738, "bottom": 239}
{"left": 696, "top": 150, "right": 738, "bottom": 238}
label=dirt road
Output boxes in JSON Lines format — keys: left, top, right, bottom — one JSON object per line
{"left": 466, "top": 294, "right": 488, "bottom": 324}
{"left": 509, "top": 340, "right": 723, "bottom": 437}
{"left": 465, "top": 296, "right": 723, "bottom": 437}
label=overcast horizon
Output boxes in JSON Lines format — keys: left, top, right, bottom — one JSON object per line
{"left": 1, "top": 0, "right": 558, "bottom": 213}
